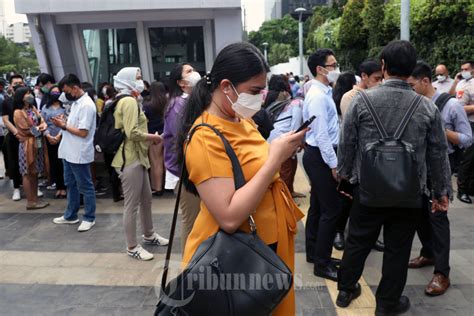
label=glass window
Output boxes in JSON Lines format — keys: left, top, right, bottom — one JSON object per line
{"left": 83, "top": 28, "right": 140, "bottom": 88}
{"left": 148, "top": 27, "right": 205, "bottom": 80}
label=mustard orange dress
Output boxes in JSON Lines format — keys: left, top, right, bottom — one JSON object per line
{"left": 182, "top": 111, "right": 304, "bottom": 315}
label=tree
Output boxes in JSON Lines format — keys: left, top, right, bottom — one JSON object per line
{"left": 362, "top": 0, "right": 385, "bottom": 51}
{"left": 0, "top": 36, "right": 39, "bottom": 76}
{"left": 338, "top": 0, "right": 368, "bottom": 69}
{"left": 268, "top": 43, "right": 294, "bottom": 65}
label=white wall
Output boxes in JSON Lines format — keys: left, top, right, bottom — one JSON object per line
{"left": 270, "top": 56, "right": 313, "bottom": 77}
{"left": 214, "top": 9, "right": 243, "bottom": 53}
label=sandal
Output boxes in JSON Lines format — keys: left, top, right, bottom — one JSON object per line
{"left": 26, "top": 201, "right": 50, "bottom": 210}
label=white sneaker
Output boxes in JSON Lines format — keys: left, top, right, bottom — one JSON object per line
{"left": 37, "top": 189, "right": 44, "bottom": 197}
{"left": 77, "top": 220, "right": 95, "bottom": 232}
{"left": 12, "top": 189, "right": 21, "bottom": 201}
{"left": 53, "top": 216, "right": 80, "bottom": 225}
{"left": 127, "top": 244, "right": 154, "bottom": 261}
{"left": 143, "top": 232, "right": 169, "bottom": 246}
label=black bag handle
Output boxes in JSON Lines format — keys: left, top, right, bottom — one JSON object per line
{"left": 360, "top": 90, "right": 422, "bottom": 140}
{"left": 160, "top": 123, "right": 246, "bottom": 292}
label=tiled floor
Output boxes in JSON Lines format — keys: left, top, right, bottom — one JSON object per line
{"left": 0, "top": 161, "right": 473, "bottom": 315}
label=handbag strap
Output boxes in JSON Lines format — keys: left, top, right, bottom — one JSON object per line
{"left": 360, "top": 90, "right": 422, "bottom": 140}
{"left": 160, "top": 122, "right": 246, "bottom": 292}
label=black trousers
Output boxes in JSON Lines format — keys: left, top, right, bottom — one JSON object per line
{"left": 415, "top": 199, "right": 450, "bottom": 277}
{"left": 104, "top": 152, "right": 122, "bottom": 200}
{"left": 46, "top": 141, "right": 65, "bottom": 190}
{"left": 457, "top": 144, "right": 474, "bottom": 194}
{"left": 303, "top": 145, "right": 342, "bottom": 266}
{"left": 338, "top": 189, "right": 421, "bottom": 310}
{"left": 336, "top": 196, "right": 352, "bottom": 233}
{"left": 6, "top": 133, "right": 21, "bottom": 188}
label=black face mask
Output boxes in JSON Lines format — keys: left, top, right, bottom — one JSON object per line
{"left": 49, "top": 92, "right": 61, "bottom": 104}
{"left": 65, "top": 93, "right": 77, "bottom": 101}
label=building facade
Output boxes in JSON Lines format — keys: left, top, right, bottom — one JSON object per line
{"left": 5, "top": 22, "right": 31, "bottom": 44}
{"left": 14, "top": 0, "right": 243, "bottom": 86}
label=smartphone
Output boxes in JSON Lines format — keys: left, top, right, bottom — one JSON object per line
{"left": 295, "top": 115, "right": 316, "bottom": 133}
{"left": 337, "top": 179, "right": 354, "bottom": 195}
{"left": 30, "top": 126, "right": 41, "bottom": 138}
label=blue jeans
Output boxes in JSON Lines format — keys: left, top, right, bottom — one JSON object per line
{"left": 63, "top": 160, "right": 96, "bottom": 222}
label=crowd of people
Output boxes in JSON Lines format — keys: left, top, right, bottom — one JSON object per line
{"left": 0, "top": 39, "right": 473, "bottom": 315}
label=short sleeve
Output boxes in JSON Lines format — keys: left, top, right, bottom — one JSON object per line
{"left": 77, "top": 103, "right": 96, "bottom": 130}
{"left": 185, "top": 127, "right": 234, "bottom": 186}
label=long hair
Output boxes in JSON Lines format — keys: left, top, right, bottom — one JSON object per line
{"left": 333, "top": 72, "right": 356, "bottom": 116}
{"left": 177, "top": 42, "right": 269, "bottom": 194}
{"left": 13, "top": 86, "right": 32, "bottom": 111}
{"left": 168, "top": 62, "right": 192, "bottom": 100}
{"left": 146, "top": 81, "right": 168, "bottom": 118}
{"left": 263, "top": 74, "right": 291, "bottom": 108}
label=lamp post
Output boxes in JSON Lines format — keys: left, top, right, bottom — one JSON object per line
{"left": 400, "top": 0, "right": 410, "bottom": 41}
{"left": 263, "top": 42, "right": 269, "bottom": 62}
{"left": 295, "top": 7, "right": 306, "bottom": 76}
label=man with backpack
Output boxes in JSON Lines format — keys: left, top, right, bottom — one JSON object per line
{"left": 406, "top": 61, "right": 471, "bottom": 297}
{"left": 335, "top": 41, "right": 451, "bottom": 315}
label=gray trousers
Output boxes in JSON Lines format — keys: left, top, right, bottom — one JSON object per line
{"left": 118, "top": 161, "right": 154, "bottom": 248}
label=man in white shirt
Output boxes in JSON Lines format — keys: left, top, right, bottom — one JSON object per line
{"left": 432, "top": 64, "right": 454, "bottom": 94}
{"left": 51, "top": 74, "right": 97, "bottom": 232}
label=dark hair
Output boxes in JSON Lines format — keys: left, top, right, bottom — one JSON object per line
{"left": 97, "top": 82, "right": 110, "bottom": 99}
{"left": 359, "top": 59, "right": 381, "bottom": 77}
{"left": 294, "top": 75, "right": 300, "bottom": 82}
{"left": 13, "top": 86, "right": 32, "bottom": 111}
{"left": 36, "top": 73, "right": 55, "bottom": 86}
{"left": 178, "top": 42, "right": 269, "bottom": 194}
{"left": 146, "top": 81, "right": 168, "bottom": 118}
{"left": 144, "top": 80, "right": 150, "bottom": 90}
{"left": 9, "top": 74, "right": 23, "bottom": 84}
{"left": 81, "top": 82, "right": 94, "bottom": 90}
{"left": 411, "top": 61, "right": 433, "bottom": 83}
{"left": 45, "top": 85, "right": 63, "bottom": 109}
{"left": 84, "top": 87, "right": 97, "bottom": 100}
{"left": 58, "top": 74, "right": 81, "bottom": 90}
{"left": 380, "top": 40, "right": 417, "bottom": 77}
{"left": 105, "top": 86, "right": 117, "bottom": 99}
{"left": 264, "top": 74, "right": 291, "bottom": 108}
{"left": 168, "top": 63, "right": 192, "bottom": 100}
{"left": 333, "top": 72, "right": 356, "bottom": 115}
{"left": 462, "top": 60, "right": 474, "bottom": 68}
{"left": 307, "top": 48, "right": 335, "bottom": 77}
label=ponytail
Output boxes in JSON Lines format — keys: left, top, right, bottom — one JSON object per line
{"left": 177, "top": 42, "right": 269, "bottom": 194}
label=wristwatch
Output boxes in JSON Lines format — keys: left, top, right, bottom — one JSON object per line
{"left": 61, "top": 125, "right": 67, "bottom": 131}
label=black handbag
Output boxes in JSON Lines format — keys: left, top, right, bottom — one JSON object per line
{"left": 358, "top": 91, "right": 423, "bottom": 208}
{"left": 154, "top": 123, "right": 293, "bottom": 316}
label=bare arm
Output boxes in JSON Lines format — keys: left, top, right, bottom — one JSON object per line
{"left": 195, "top": 130, "right": 306, "bottom": 233}
{"left": 445, "top": 129, "right": 460, "bottom": 145}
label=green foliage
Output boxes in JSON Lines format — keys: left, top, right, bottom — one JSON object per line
{"left": 309, "top": 18, "right": 341, "bottom": 52}
{"left": 338, "top": 0, "right": 368, "bottom": 69}
{"left": 362, "top": 0, "right": 385, "bottom": 48}
{"left": 0, "top": 36, "right": 39, "bottom": 76}
{"left": 268, "top": 43, "right": 295, "bottom": 65}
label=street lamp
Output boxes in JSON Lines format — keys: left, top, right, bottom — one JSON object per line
{"left": 295, "top": 7, "right": 307, "bottom": 76}
{"left": 262, "top": 42, "right": 269, "bottom": 62}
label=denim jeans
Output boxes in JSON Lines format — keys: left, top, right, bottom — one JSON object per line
{"left": 63, "top": 160, "right": 96, "bottom": 222}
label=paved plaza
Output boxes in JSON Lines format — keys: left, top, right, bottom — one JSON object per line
{"left": 0, "top": 161, "right": 473, "bottom": 315}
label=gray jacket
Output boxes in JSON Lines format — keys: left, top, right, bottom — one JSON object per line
{"left": 337, "top": 79, "right": 452, "bottom": 199}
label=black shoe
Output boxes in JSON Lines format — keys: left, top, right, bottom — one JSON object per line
{"left": 457, "top": 192, "right": 472, "bottom": 204}
{"left": 373, "top": 240, "right": 385, "bottom": 252}
{"left": 331, "top": 257, "right": 342, "bottom": 266}
{"left": 375, "top": 296, "right": 410, "bottom": 315}
{"left": 314, "top": 263, "right": 338, "bottom": 282}
{"left": 333, "top": 232, "right": 345, "bottom": 250}
{"left": 336, "top": 283, "right": 361, "bottom": 308}
{"left": 306, "top": 256, "right": 314, "bottom": 264}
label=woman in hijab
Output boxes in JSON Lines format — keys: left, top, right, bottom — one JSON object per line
{"left": 111, "top": 67, "right": 169, "bottom": 261}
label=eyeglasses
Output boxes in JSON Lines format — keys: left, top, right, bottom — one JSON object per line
{"left": 323, "top": 63, "right": 340, "bottom": 69}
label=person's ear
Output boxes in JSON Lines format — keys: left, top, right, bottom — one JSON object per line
{"left": 219, "top": 79, "right": 233, "bottom": 95}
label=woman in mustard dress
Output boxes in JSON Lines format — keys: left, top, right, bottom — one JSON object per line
{"left": 177, "top": 42, "right": 307, "bottom": 315}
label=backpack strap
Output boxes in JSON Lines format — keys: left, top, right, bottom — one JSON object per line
{"left": 359, "top": 90, "right": 389, "bottom": 139}
{"left": 393, "top": 95, "right": 423, "bottom": 140}
{"left": 434, "top": 92, "right": 454, "bottom": 113}
{"left": 160, "top": 123, "right": 245, "bottom": 293}
{"left": 115, "top": 95, "right": 141, "bottom": 172}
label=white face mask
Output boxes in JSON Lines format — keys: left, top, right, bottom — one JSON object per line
{"left": 325, "top": 67, "right": 341, "bottom": 84}
{"left": 226, "top": 84, "right": 262, "bottom": 119}
{"left": 436, "top": 75, "right": 447, "bottom": 82}
{"left": 135, "top": 80, "right": 145, "bottom": 93}
{"left": 185, "top": 71, "right": 201, "bottom": 88}
{"left": 461, "top": 70, "right": 472, "bottom": 80}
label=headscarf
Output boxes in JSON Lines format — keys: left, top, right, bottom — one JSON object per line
{"left": 113, "top": 67, "right": 143, "bottom": 95}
